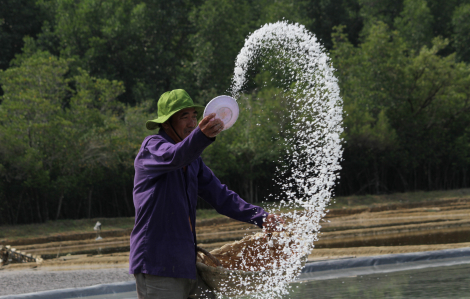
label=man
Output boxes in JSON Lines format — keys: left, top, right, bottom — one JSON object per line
{"left": 130, "top": 89, "right": 281, "bottom": 299}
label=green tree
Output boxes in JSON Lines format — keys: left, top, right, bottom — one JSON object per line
{"left": 427, "top": 0, "right": 462, "bottom": 43}
{"left": 189, "top": 0, "right": 311, "bottom": 102}
{"left": 34, "top": 0, "right": 197, "bottom": 105}
{"left": 357, "top": 0, "right": 403, "bottom": 34}
{"left": 452, "top": 3, "right": 470, "bottom": 62}
{"left": 303, "top": 0, "right": 363, "bottom": 49}
{"left": 394, "top": 0, "right": 433, "bottom": 51}
{"left": 0, "top": 0, "right": 47, "bottom": 71}
{"left": 0, "top": 51, "right": 126, "bottom": 224}
{"left": 332, "top": 22, "right": 470, "bottom": 193}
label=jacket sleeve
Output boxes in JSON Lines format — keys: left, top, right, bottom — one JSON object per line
{"left": 138, "top": 127, "right": 214, "bottom": 175}
{"left": 197, "top": 158, "right": 268, "bottom": 228}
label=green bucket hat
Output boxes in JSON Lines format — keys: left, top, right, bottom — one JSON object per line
{"left": 146, "top": 89, "right": 205, "bottom": 130}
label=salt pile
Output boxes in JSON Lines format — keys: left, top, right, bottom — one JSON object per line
{"left": 210, "top": 21, "right": 343, "bottom": 298}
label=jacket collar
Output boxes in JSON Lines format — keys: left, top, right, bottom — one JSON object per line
{"left": 159, "top": 129, "right": 177, "bottom": 144}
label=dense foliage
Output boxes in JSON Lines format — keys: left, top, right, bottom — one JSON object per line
{"left": 1, "top": 0, "right": 469, "bottom": 224}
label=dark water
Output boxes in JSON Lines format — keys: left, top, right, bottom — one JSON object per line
{"left": 285, "top": 263, "right": 470, "bottom": 298}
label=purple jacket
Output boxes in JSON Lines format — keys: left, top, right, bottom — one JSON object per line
{"left": 129, "top": 127, "right": 267, "bottom": 279}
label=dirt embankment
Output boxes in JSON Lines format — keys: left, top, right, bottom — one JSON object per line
{"left": 1, "top": 197, "right": 469, "bottom": 271}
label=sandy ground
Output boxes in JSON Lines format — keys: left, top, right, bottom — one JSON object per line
{"left": 0, "top": 268, "right": 133, "bottom": 297}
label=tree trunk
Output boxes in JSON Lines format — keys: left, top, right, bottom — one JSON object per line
{"left": 113, "top": 188, "right": 120, "bottom": 217}
{"left": 427, "top": 163, "right": 432, "bottom": 191}
{"left": 394, "top": 166, "right": 408, "bottom": 192}
{"left": 14, "top": 192, "right": 24, "bottom": 225}
{"left": 98, "top": 190, "right": 102, "bottom": 217}
{"left": 35, "top": 191, "right": 43, "bottom": 223}
{"left": 87, "top": 188, "right": 93, "bottom": 219}
{"left": 463, "top": 168, "right": 467, "bottom": 188}
{"left": 445, "top": 165, "right": 448, "bottom": 189}
{"left": 28, "top": 193, "right": 34, "bottom": 224}
{"left": 122, "top": 184, "right": 132, "bottom": 216}
{"left": 374, "top": 158, "right": 380, "bottom": 194}
{"left": 55, "top": 191, "right": 64, "bottom": 220}
{"left": 76, "top": 198, "right": 82, "bottom": 219}
{"left": 44, "top": 195, "right": 49, "bottom": 222}
{"left": 249, "top": 179, "right": 253, "bottom": 203}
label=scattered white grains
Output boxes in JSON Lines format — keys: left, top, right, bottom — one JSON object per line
{"left": 222, "top": 21, "right": 343, "bottom": 298}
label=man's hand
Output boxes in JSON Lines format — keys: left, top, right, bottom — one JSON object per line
{"left": 199, "top": 113, "right": 225, "bottom": 138}
{"left": 263, "top": 214, "right": 285, "bottom": 234}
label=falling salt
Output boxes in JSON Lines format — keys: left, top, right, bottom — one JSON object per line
{"left": 217, "top": 21, "right": 343, "bottom": 298}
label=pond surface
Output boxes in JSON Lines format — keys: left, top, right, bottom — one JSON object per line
{"left": 285, "top": 262, "right": 470, "bottom": 299}
{"left": 4, "top": 257, "right": 469, "bottom": 299}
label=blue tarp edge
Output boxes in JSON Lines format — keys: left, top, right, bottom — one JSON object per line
{"left": 301, "top": 246, "right": 470, "bottom": 273}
